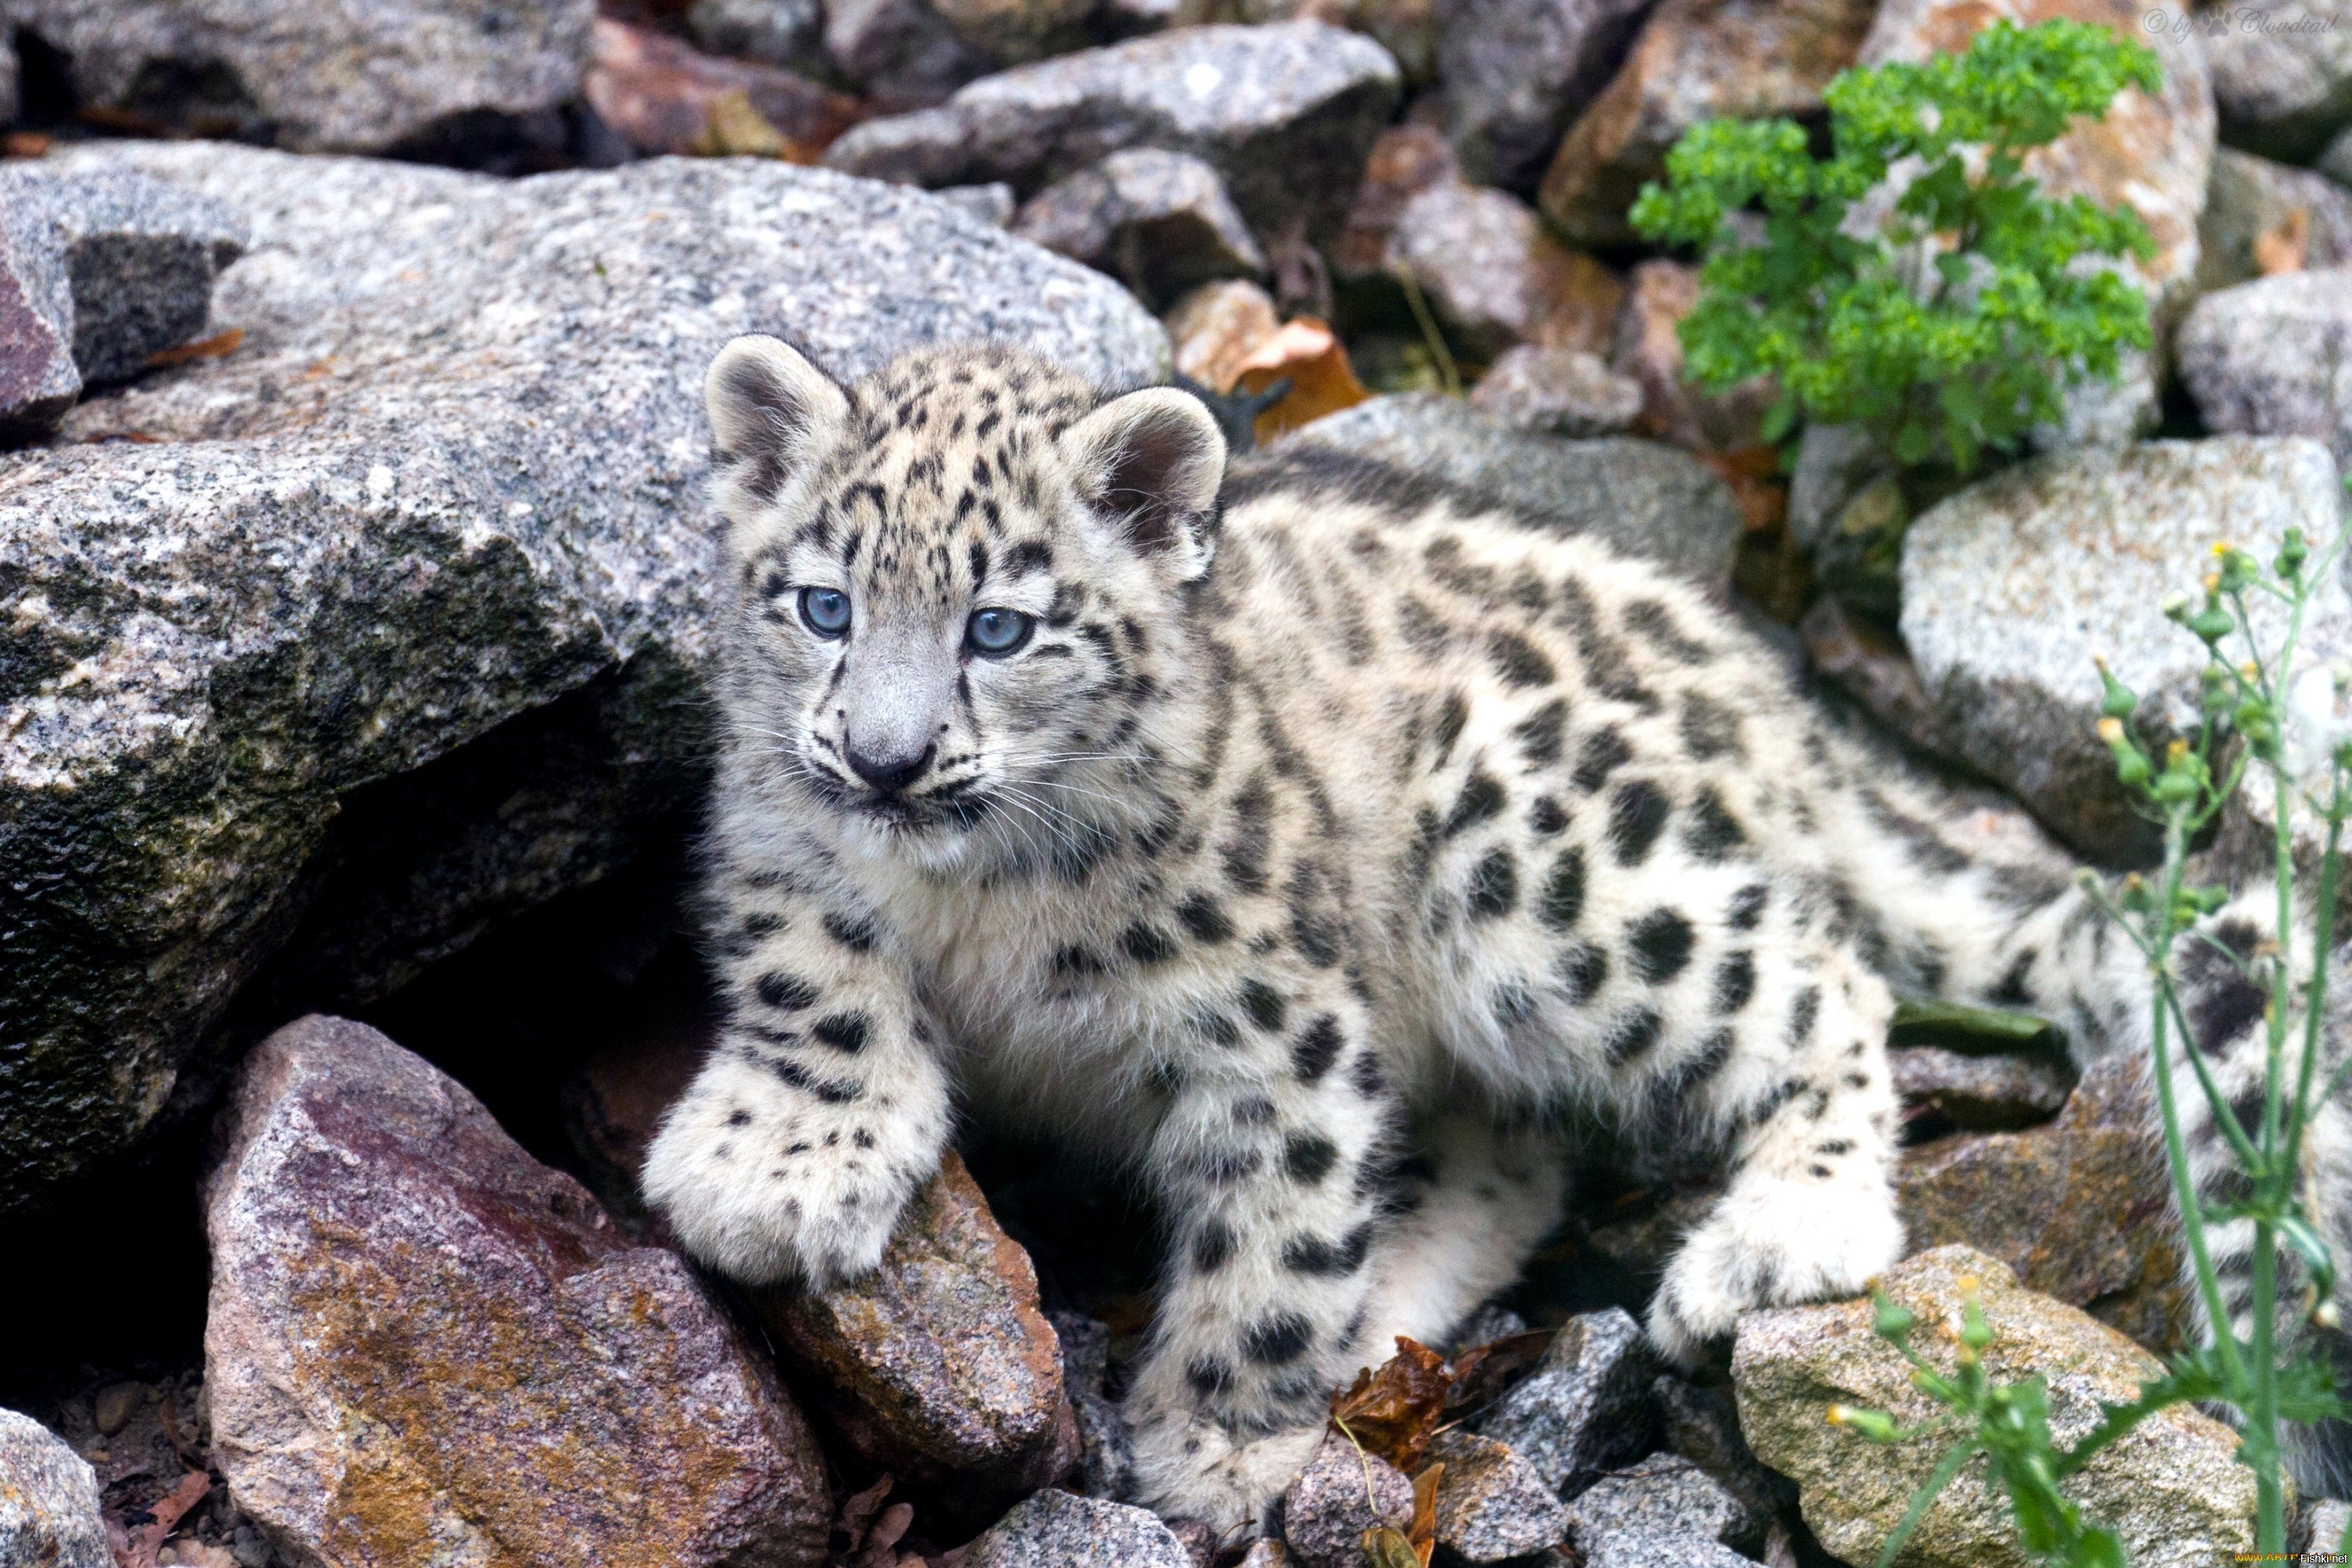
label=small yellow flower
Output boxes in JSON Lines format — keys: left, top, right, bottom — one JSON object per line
{"left": 2097, "top": 717, "right": 2123, "bottom": 742}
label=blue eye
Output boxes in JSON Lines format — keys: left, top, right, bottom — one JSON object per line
{"left": 967, "top": 607, "right": 1034, "bottom": 656}
{"left": 799, "top": 586, "right": 851, "bottom": 637}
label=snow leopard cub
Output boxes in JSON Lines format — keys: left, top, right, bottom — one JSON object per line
{"left": 641, "top": 336, "right": 2222, "bottom": 1526}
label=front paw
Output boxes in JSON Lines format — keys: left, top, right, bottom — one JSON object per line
{"left": 639, "top": 1058, "right": 923, "bottom": 1288}
{"left": 1648, "top": 1178, "right": 1903, "bottom": 1365}
{"left": 1128, "top": 1409, "right": 1323, "bottom": 1534}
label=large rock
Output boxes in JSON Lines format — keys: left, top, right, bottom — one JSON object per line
{"left": 204, "top": 1014, "right": 831, "bottom": 1567}
{"left": 2202, "top": 0, "right": 2352, "bottom": 161}
{"left": 823, "top": 0, "right": 997, "bottom": 107}
{"left": 1326, "top": 118, "right": 1461, "bottom": 281}
{"left": 1384, "top": 180, "right": 1622, "bottom": 358}
{"left": 690, "top": 0, "right": 828, "bottom": 75}
{"left": 1286, "top": 394, "right": 1747, "bottom": 590}
{"left": 3, "top": 0, "right": 597, "bottom": 153}
{"left": 1734, "top": 1246, "right": 2258, "bottom": 1568}
{"left": 962, "top": 1490, "right": 1195, "bottom": 1568}
{"left": 1436, "top": 0, "right": 1656, "bottom": 193}
{"left": 1890, "top": 1045, "right": 2076, "bottom": 1134}
{"left": 1898, "top": 1053, "right": 2190, "bottom": 1352}
{"left": 1282, "top": 1428, "right": 1414, "bottom": 1568}
{"left": 0, "top": 1409, "right": 111, "bottom": 1568}
{"left": 1566, "top": 1452, "right": 1769, "bottom": 1556}
{"left": 1536, "top": 0, "right": 1878, "bottom": 246}
{"left": 1469, "top": 343, "right": 1644, "bottom": 437}
{"left": 0, "top": 141, "right": 1165, "bottom": 1218}
{"left": 1012, "top": 147, "right": 1267, "bottom": 307}
{"left": 583, "top": 17, "right": 865, "bottom": 158}
{"left": 1858, "top": 0, "right": 2214, "bottom": 332}
{"left": 822, "top": 22, "right": 1403, "bottom": 241}
{"left": 1899, "top": 435, "right": 2347, "bottom": 864}
{"left": 752, "top": 1149, "right": 1076, "bottom": 1504}
{"left": 1608, "top": 257, "right": 1774, "bottom": 454}
{"left": 1428, "top": 1427, "right": 1572, "bottom": 1562}
{"left": 1470, "top": 1307, "right": 1656, "bottom": 1497}
{"left": 0, "top": 190, "right": 80, "bottom": 444}
{"left": 2179, "top": 270, "right": 2352, "bottom": 474}
{"left": 2197, "top": 146, "right": 2352, "bottom": 292}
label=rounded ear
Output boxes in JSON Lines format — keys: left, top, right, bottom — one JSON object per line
{"left": 1057, "top": 387, "right": 1228, "bottom": 583}
{"left": 704, "top": 335, "right": 851, "bottom": 511}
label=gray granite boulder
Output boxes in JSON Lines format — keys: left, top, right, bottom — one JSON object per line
{"left": 1012, "top": 147, "right": 1266, "bottom": 306}
{"left": 1282, "top": 1428, "right": 1414, "bottom": 1568}
{"left": 690, "top": 0, "right": 829, "bottom": 74}
{"left": 1566, "top": 1452, "right": 1769, "bottom": 1556}
{"left": 1899, "top": 435, "right": 2349, "bottom": 864}
{"left": 824, "top": 22, "right": 1402, "bottom": 240}
{"left": 1436, "top": 0, "right": 1654, "bottom": 193}
{"left": 1471, "top": 1307, "right": 1656, "bottom": 1497}
{"left": 1285, "top": 394, "right": 1746, "bottom": 590}
{"left": 1049, "top": 1310, "right": 1135, "bottom": 1500}
{"left": 824, "top": 0, "right": 997, "bottom": 107}
{"left": 0, "top": 141, "right": 1166, "bottom": 1217}
{"left": 205, "top": 1014, "right": 832, "bottom": 1565}
{"left": 2196, "top": 146, "right": 2352, "bottom": 292}
{"left": 0, "top": 1409, "right": 111, "bottom": 1568}
{"left": 1429, "top": 1427, "right": 1572, "bottom": 1562}
{"left": 4, "top": 0, "right": 597, "bottom": 153}
{"left": 1469, "top": 344, "right": 1643, "bottom": 437}
{"left": 2202, "top": 0, "right": 2352, "bottom": 161}
{"left": 2178, "top": 270, "right": 2352, "bottom": 474}
{"left": 0, "top": 192, "right": 80, "bottom": 444}
{"left": 964, "top": 1489, "right": 1195, "bottom": 1567}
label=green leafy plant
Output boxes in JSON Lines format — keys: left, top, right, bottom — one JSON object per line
{"left": 1835, "top": 523, "right": 2352, "bottom": 1566}
{"left": 1628, "top": 18, "right": 2161, "bottom": 473}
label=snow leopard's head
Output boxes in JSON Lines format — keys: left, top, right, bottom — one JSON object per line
{"left": 703, "top": 336, "right": 1227, "bottom": 868}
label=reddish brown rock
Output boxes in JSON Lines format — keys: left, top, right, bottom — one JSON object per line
{"left": 1385, "top": 180, "right": 1622, "bottom": 358}
{"left": 1165, "top": 278, "right": 1281, "bottom": 392}
{"left": 1609, "top": 258, "right": 1777, "bottom": 453}
{"left": 1897, "top": 1052, "right": 2193, "bottom": 1353}
{"left": 585, "top": 17, "right": 865, "bottom": 159}
{"left": 1538, "top": 0, "right": 1877, "bottom": 245}
{"left": 1327, "top": 118, "right": 1461, "bottom": 281}
{"left": 753, "top": 1149, "right": 1076, "bottom": 1505}
{"left": 204, "top": 1014, "right": 830, "bottom": 1568}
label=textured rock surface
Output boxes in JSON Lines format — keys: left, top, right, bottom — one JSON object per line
{"left": 1166, "top": 277, "right": 1281, "bottom": 390}
{"left": 2179, "top": 270, "right": 2352, "bottom": 474}
{"left": 2197, "top": 146, "right": 2352, "bottom": 291}
{"left": 1470, "top": 343, "right": 1644, "bottom": 436}
{"left": 2203, "top": 0, "right": 2352, "bottom": 160}
{"left": 1048, "top": 1311, "right": 1135, "bottom": 1500}
{"left": 824, "top": 0, "right": 997, "bottom": 107}
{"left": 823, "top": 22, "right": 1403, "bottom": 240}
{"left": 0, "top": 140, "right": 1165, "bottom": 1217}
{"left": 690, "top": 0, "right": 828, "bottom": 74}
{"left": 0, "top": 1409, "right": 111, "bottom": 1568}
{"left": 1566, "top": 1452, "right": 1767, "bottom": 1555}
{"left": 1326, "top": 118, "right": 1460, "bottom": 279}
{"left": 1428, "top": 1427, "right": 1571, "bottom": 1562}
{"left": 0, "top": 188, "right": 80, "bottom": 442}
{"left": 1609, "top": 258, "right": 1774, "bottom": 455}
{"left": 1890, "top": 1046, "right": 2077, "bottom": 1133}
{"left": 962, "top": 1489, "right": 1195, "bottom": 1567}
{"left": 1281, "top": 1429, "right": 1412, "bottom": 1568}
{"left": 1472, "top": 1307, "right": 1656, "bottom": 1496}
{"left": 4, "top": 0, "right": 597, "bottom": 152}
{"left": 1385, "top": 180, "right": 1621, "bottom": 357}
{"left": 753, "top": 1150, "right": 1075, "bottom": 1497}
{"left": 1436, "top": 0, "right": 1655, "bottom": 191}
{"left": 1013, "top": 147, "right": 1267, "bottom": 305}
{"left": 1286, "top": 395, "right": 1746, "bottom": 589}
{"left": 204, "top": 1014, "right": 830, "bottom": 1567}
{"left": 1897, "top": 1052, "right": 2191, "bottom": 1353}
{"left": 1734, "top": 1246, "right": 2256, "bottom": 1568}
{"left": 1537, "top": 0, "right": 1877, "bottom": 245}
{"left": 1899, "top": 435, "right": 2348, "bottom": 863}
{"left": 583, "top": 17, "right": 864, "bottom": 157}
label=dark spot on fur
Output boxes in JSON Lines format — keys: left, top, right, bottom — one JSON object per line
{"left": 1177, "top": 892, "right": 1235, "bottom": 943}
{"left": 1293, "top": 1014, "right": 1345, "bottom": 1082}
{"left": 1538, "top": 847, "right": 1586, "bottom": 931}
{"left": 1284, "top": 1133, "right": 1340, "bottom": 1183}
{"left": 1573, "top": 728, "right": 1632, "bottom": 792}
{"left": 755, "top": 972, "right": 819, "bottom": 1012}
{"left": 1468, "top": 848, "right": 1519, "bottom": 920}
{"left": 1608, "top": 780, "right": 1671, "bottom": 866}
{"left": 1628, "top": 909, "right": 1695, "bottom": 984}
{"left": 1240, "top": 979, "right": 1287, "bottom": 1033}
{"left": 810, "top": 1012, "right": 871, "bottom": 1053}
{"left": 1192, "top": 1221, "right": 1236, "bottom": 1272}
{"left": 1605, "top": 1007, "right": 1664, "bottom": 1064}
{"left": 1245, "top": 1313, "right": 1314, "bottom": 1364}
{"left": 1558, "top": 941, "right": 1608, "bottom": 1004}
{"left": 1714, "top": 951, "right": 1756, "bottom": 1014}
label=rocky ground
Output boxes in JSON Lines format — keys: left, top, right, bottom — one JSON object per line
{"left": 2, "top": 0, "right": 2350, "bottom": 1563}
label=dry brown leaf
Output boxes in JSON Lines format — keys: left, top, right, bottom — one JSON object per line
{"left": 145, "top": 329, "right": 245, "bottom": 370}
{"left": 1329, "top": 1337, "right": 1454, "bottom": 1473}
{"left": 114, "top": 1469, "right": 212, "bottom": 1568}
{"left": 1406, "top": 1462, "right": 1443, "bottom": 1568}
{"left": 855, "top": 1502, "right": 915, "bottom": 1568}
{"left": 2256, "top": 206, "right": 2310, "bottom": 275}
{"left": 833, "top": 1472, "right": 895, "bottom": 1561}
{"left": 1231, "top": 318, "right": 1368, "bottom": 443}
{"left": 1360, "top": 1526, "right": 1421, "bottom": 1568}
{"left": 1699, "top": 445, "right": 1788, "bottom": 534}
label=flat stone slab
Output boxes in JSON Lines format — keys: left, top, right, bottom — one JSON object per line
{"left": 0, "top": 140, "right": 1166, "bottom": 1218}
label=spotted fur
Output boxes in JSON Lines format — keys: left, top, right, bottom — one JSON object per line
{"left": 642, "top": 337, "right": 2343, "bottom": 1527}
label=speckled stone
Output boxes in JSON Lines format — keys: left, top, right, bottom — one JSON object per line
{"left": 1898, "top": 435, "right": 2349, "bottom": 864}
{"left": 0, "top": 141, "right": 1166, "bottom": 1218}
{"left": 204, "top": 1014, "right": 830, "bottom": 1567}
{"left": 752, "top": 1151, "right": 1076, "bottom": 1503}
{"left": 690, "top": 0, "right": 827, "bottom": 74}
{"left": 1049, "top": 1310, "right": 1135, "bottom": 1499}
{"left": 1385, "top": 180, "right": 1621, "bottom": 358}
{"left": 823, "top": 0, "right": 996, "bottom": 107}
{"left": 1436, "top": 0, "right": 1653, "bottom": 193}
{"left": 1470, "top": 1307, "right": 1656, "bottom": 1497}
{"left": 0, "top": 1408, "right": 111, "bottom": 1568}
{"left": 1890, "top": 1046, "right": 2076, "bottom": 1132}
{"left": 1735, "top": 1246, "right": 2257, "bottom": 1568}
{"left": 1013, "top": 148, "right": 1267, "bottom": 307}
{"left": 2179, "top": 271, "right": 2352, "bottom": 475}
{"left": 0, "top": 191, "right": 80, "bottom": 443}
{"left": 1470, "top": 344, "right": 1643, "bottom": 437}
{"left": 2202, "top": 0, "right": 2352, "bottom": 161}
{"left": 1286, "top": 394, "right": 1744, "bottom": 590}
{"left": 824, "top": 22, "right": 1403, "bottom": 240}
{"left": 2198, "top": 147, "right": 2352, "bottom": 292}
{"left": 1281, "top": 1429, "right": 1413, "bottom": 1568}
{"left": 964, "top": 1490, "right": 1195, "bottom": 1568}
{"left": 1567, "top": 1452, "right": 1767, "bottom": 1556}
{"left": 1428, "top": 1427, "right": 1571, "bottom": 1563}
{"left": 3, "top": 0, "right": 597, "bottom": 152}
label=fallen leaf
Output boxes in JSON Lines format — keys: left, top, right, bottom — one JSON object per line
{"left": 114, "top": 1469, "right": 212, "bottom": 1568}
{"left": 1360, "top": 1526, "right": 1421, "bottom": 1568}
{"left": 1406, "top": 1462, "right": 1443, "bottom": 1567}
{"left": 2256, "top": 206, "right": 2310, "bottom": 275}
{"left": 855, "top": 1502, "right": 915, "bottom": 1568}
{"left": 145, "top": 329, "right": 245, "bottom": 370}
{"left": 1329, "top": 1338, "right": 1454, "bottom": 1473}
{"left": 833, "top": 1472, "right": 895, "bottom": 1559}
{"left": 692, "top": 89, "right": 820, "bottom": 162}
{"left": 1231, "top": 318, "right": 1368, "bottom": 443}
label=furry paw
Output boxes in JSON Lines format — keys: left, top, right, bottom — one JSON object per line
{"left": 1648, "top": 1176, "right": 1903, "bottom": 1365}
{"left": 639, "top": 1050, "right": 938, "bottom": 1288}
{"left": 1129, "top": 1412, "right": 1323, "bottom": 1534}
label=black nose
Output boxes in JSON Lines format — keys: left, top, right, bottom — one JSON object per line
{"left": 846, "top": 741, "right": 936, "bottom": 795}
